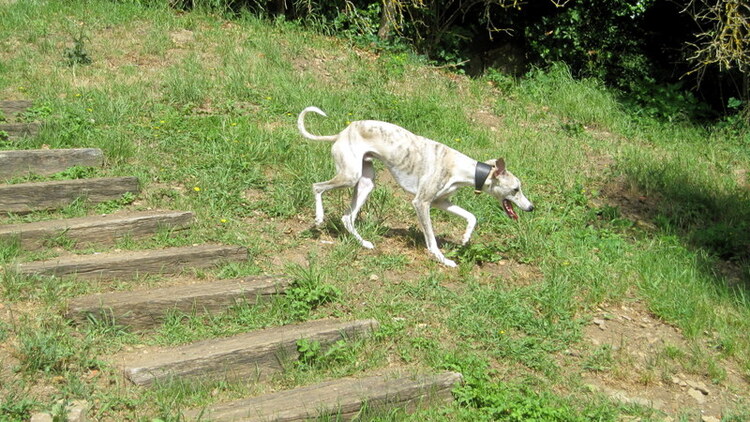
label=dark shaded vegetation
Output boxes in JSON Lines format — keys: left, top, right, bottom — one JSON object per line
{"left": 147, "top": 0, "right": 750, "bottom": 124}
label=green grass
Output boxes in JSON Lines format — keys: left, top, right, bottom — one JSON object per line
{"left": 0, "top": 0, "right": 749, "bottom": 420}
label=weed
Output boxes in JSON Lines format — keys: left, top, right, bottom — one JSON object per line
{"left": 94, "top": 191, "right": 137, "bottom": 214}
{"left": 0, "top": 389, "right": 36, "bottom": 421}
{"left": 285, "top": 260, "right": 341, "bottom": 320}
{"left": 83, "top": 310, "right": 130, "bottom": 338}
{"left": 447, "top": 242, "right": 505, "bottom": 265}
{"left": 19, "top": 104, "right": 52, "bottom": 122}
{"left": 0, "top": 236, "right": 20, "bottom": 263}
{"left": 4, "top": 165, "right": 98, "bottom": 185}
{"left": 561, "top": 121, "right": 586, "bottom": 137}
{"left": 1, "top": 271, "right": 46, "bottom": 302}
{"left": 43, "top": 230, "right": 77, "bottom": 250}
{"left": 16, "top": 325, "right": 80, "bottom": 374}
{"left": 296, "top": 338, "right": 322, "bottom": 366}
{"left": 584, "top": 344, "right": 614, "bottom": 373}
{"left": 64, "top": 28, "right": 92, "bottom": 66}
{"left": 452, "top": 361, "right": 612, "bottom": 422}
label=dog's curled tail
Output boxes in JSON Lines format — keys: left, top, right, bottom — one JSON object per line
{"left": 297, "top": 106, "right": 338, "bottom": 142}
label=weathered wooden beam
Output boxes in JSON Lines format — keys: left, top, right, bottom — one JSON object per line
{"left": 67, "top": 275, "right": 291, "bottom": 330}
{"left": 16, "top": 244, "right": 248, "bottom": 280}
{"left": 120, "top": 319, "right": 379, "bottom": 386}
{"left": 0, "top": 148, "right": 104, "bottom": 180}
{"left": 0, "top": 210, "right": 194, "bottom": 250}
{"left": 0, "top": 122, "right": 41, "bottom": 140}
{"left": 184, "top": 371, "right": 463, "bottom": 421}
{"left": 0, "top": 100, "right": 33, "bottom": 118}
{"left": 0, "top": 176, "right": 139, "bottom": 214}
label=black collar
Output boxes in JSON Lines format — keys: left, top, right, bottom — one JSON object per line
{"left": 475, "top": 162, "right": 492, "bottom": 193}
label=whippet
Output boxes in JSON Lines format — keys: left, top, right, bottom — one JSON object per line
{"left": 297, "top": 106, "right": 534, "bottom": 267}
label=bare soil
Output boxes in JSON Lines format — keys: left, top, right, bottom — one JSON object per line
{"left": 574, "top": 301, "right": 748, "bottom": 421}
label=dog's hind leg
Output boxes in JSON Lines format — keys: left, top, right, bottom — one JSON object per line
{"left": 433, "top": 199, "right": 477, "bottom": 245}
{"left": 342, "top": 159, "right": 376, "bottom": 249}
{"left": 313, "top": 171, "right": 360, "bottom": 227}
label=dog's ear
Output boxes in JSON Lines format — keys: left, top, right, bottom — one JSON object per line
{"left": 492, "top": 158, "right": 507, "bottom": 178}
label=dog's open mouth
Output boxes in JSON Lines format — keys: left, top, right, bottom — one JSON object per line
{"left": 503, "top": 199, "right": 519, "bottom": 220}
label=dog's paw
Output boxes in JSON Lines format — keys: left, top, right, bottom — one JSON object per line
{"left": 434, "top": 254, "right": 457, "bottom": 268}
{"left": 361, "top": 240, "right": 375, "bottom": 249}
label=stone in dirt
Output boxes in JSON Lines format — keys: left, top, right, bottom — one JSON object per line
{"left": 30, "top": 400, "right": 88, "bottom": 422}
{"left": 685, "top": 379, "right": 710, "bottom": 395}
{"left": 688, "top": 388, "right": 706, "bottom": 404}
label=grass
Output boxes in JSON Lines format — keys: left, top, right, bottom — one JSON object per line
{"left": 0, "top": 0, "right": 749, "bottom": 420}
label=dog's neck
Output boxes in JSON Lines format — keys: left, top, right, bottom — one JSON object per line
{"left": 474, "top": 162, "right": 492, "bottom": 193}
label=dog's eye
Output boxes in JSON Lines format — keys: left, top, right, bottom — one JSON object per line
{"left": 512, "top": 188, "right": 520, "bottom": 194}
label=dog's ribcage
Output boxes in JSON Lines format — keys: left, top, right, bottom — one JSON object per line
{"left": 348, "top": 121, "right": 466, "bottom": 196}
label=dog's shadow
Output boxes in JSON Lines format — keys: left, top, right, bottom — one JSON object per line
{"left": 305, "top": 223, "right": 457, "bottom": 250}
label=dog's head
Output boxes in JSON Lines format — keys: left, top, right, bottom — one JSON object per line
{"left": 484, "top": 158, "right": 534, "bottom": 220}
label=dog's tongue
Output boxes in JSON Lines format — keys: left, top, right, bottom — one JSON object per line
{"left": 503, "top": 199, "right": 519, "bottom": 220}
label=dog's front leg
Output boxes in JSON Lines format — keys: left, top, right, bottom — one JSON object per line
{"left": 412, "top": 198, "right": 457, "bottom": 268}
{"left": 434, "top": 200, "right": 477, "bottom": 245}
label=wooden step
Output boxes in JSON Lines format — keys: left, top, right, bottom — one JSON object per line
{"left": 16, "top": 244, "right": 247, "bottom": 280}
{"left": 0, "top": 210, "right": 194, "bottom": 250}
{"left": 67, "top": 275, "right": 291, "bottom": 330}
{"left": 120, "top": 319, "right": 379, "bottom": 386}
{"left": 184, "top": 371, "right": 463, "bottom": 421}
{"left": 0, "top": 100, "right": 33, "bottom": 118}
{"left": 0, "top": 148, "right": 104, "bottom": 180}
{"left": 0, "top": 176, "right": 139, "bottom": 214}
{"left": 0, "top": 122, "right": 41, "bottom": 140}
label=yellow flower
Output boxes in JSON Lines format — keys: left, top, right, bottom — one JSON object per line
{"left": 499, "top": 330, "right": 505, "bottom": 335}
{"left": 193, "top": 186, "right": 201, "bottom": 192}
{"left": 265, "top": 96, "right": 272, "bottom": 100}
{"left": 231, "top": 122, "right": 237, "bottom": 126}
{"left": 86, "top": 108, "right": 93, "bottom": 112}
{"left": 220, "top": 218, "right": 228, "bottom": 223}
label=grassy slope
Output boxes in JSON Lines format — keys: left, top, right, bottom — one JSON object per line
{"left": 0, "top": 1, "right": 749, "bottom": 420}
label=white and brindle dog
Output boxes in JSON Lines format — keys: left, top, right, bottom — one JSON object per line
{"left": 297, "top": 106, "right": 534, "bottom": 267}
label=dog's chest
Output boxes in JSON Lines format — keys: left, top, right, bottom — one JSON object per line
{"left": 386, "top": 165, "right": 419, "bottom": 194}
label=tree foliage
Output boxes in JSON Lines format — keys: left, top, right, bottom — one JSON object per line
{"left": 685, "top": 0, "right": 750, "bottom": 73}
{"left": 683, "top": 0, "right": 749, "bottom": 106}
